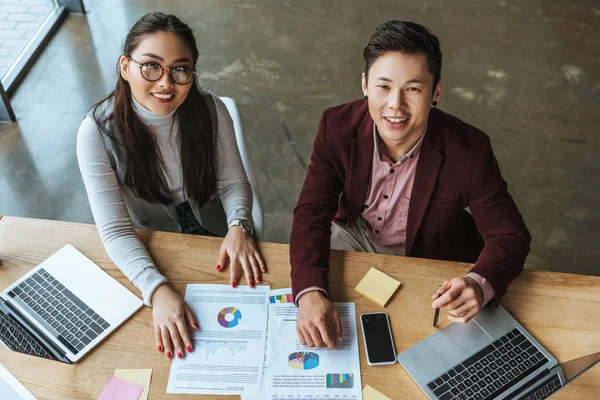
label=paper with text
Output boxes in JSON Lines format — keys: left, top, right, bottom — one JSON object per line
{"left": 266, "top": 291, "right": 363, "bottom": 400}
{"left": 241, "top": 288, "right": 290, "bottom": 400}
{"left": 166, "top": 284, "right": 270, "bottom": 395}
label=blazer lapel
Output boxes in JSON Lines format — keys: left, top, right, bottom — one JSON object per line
{"left": 345, "top": 112, "right": 374, "bottom": 218}
{"left": 405, "top": 109, "right": 445, "bottom": 255}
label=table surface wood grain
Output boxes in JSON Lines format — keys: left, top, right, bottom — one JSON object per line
{"left": 0, "top": 216, "right": 598, "bottom": 399}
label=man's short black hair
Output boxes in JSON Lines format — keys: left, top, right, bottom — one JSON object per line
{"left": 363, "top": 21, "right": 442, "bottom": 91}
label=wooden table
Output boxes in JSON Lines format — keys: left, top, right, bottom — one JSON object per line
{"left": 0, "top": 216, "right": 598, "bottom": 399}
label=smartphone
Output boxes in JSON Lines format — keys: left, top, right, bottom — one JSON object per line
{"left": 360, "top": 312, "right": 397, "bottom": 366}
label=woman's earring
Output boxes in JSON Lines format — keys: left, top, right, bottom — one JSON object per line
{"left": 364, "top": 95, "right": 368, "bottom": 101}
{"left": 432, "top": 100, "right": 438, "bottom": 107}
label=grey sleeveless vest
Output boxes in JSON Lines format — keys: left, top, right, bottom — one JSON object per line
{"left": 86, "top": 90, "right": 228, "bottom": 236}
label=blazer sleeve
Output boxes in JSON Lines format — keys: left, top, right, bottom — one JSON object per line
{"left": 468, "top": 136, "right": 531, "bottom": 302}
{"left": 290, "top": 111, "right": 345, "bottom": 300}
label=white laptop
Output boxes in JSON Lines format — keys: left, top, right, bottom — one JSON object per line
{"left": 0, "top": 245, "right": 143, "bottom": 363}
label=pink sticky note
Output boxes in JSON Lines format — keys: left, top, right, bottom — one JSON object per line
{"left": 98, "top": 376, "right": 145, "bottom": 400}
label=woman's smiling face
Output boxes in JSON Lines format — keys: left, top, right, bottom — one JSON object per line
{"left": 120, "top": 31, "right": 195, "bottom": 115}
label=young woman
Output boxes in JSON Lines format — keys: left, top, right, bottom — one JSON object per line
{"left": 77, "top": 12, "right": 265, "bottom": 360}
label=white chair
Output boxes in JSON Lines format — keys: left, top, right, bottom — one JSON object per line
{"left": 219, "top": 97, "right": 265, "bottom": 241}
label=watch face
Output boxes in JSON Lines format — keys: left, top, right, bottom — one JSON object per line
{"left": 241, "top": 220, "right": 252, "bottom": 232}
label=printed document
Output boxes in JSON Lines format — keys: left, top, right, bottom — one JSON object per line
{"left": 166, "top": 284, "right": 270, "bottom": 395}
{"left": 241, "top": 288, "right": 290, "bottom": 400}
{"left": 265, "top": 290, "right": 363, "bottom": 400}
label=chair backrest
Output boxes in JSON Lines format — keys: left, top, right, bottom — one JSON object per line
{"left": 219, "top": 97, "right": 265, "bottom": 241}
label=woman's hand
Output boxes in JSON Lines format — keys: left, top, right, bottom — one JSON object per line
{"left": 216, "top": 226, "right": 266, "bottom": 287}
{"left": 151, "top": 283, "right": 199, "bottom": 359}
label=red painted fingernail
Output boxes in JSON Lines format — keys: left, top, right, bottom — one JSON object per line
{"left": 261, "top": 268, "right": 266, "bottom": 272}
{"left": 232, "top": 281, "right": 237, "bottom": 288}
{"left": 177, "top": 352, "right": 183, "bottom": 359}
{"left": 216, "top": 264, "right": 221, "bottom": 271}
{"left": 187, "top": 346, "right": 192, "bottom": 352}
{"left": 256, "top": 277, "right": 261, "bottom": 283}
{"left": 249, "top": 282, "right": 255, "bottom": 288}
{"left": 167, "top": 352, "right": 172, "bottom": 358}
{"left": 193, "top": 322, "right": 199, "bottom": 329}
{"left": 158, "top": 345, "right": 163, "bottom": 352}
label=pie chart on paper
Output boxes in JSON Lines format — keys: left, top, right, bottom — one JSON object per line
{"left": 217, "top": 307, "right": 242, "bottom": 328}
{"left": 288, "top": 351, "right": 320, "bottom": 370}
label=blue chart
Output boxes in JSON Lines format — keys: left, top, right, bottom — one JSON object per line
{"left": 218, "top": 306, "right": 242, "bottom": 328}
{"left": 196, "top": 340, "right": 248, "bottom": 359}
{"left": 288, "top": 351, "right": 319, "bottom": 370}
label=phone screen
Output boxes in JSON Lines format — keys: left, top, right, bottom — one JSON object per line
{"left": 361, "top": 313, "right": 396, "bottom": 364}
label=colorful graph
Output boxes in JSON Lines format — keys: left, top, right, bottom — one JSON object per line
{"left": 270, "top": 293, "right": 294, "bottom": 303}
{"left": 288, "top": 351, "right": 319, "bottom": 370}
{"left": 326, "top": 373, "right": 354, "bottom": 389}
{"left": 195, "top": 340, "right": 248, "bottom": 359}
{"left": 217, "top": 307, "right": 242, "bottom": 328}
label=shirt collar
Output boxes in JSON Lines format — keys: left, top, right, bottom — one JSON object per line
{"left": 373, "top": 122, "right": 427, "bottom": 164}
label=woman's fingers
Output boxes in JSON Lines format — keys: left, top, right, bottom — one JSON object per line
{"left": 240, "top": 257, "right": 255, "bottom": 287}
{"left": 175, "top": 318, "right": 194, "bottom": 354}
{"left": 184, "top": 303, "right": 199, "bottom": 330}
{"left": 216, "top": 245, "right": 227, "bottom": 272}
{"left": 250, "top": 241, "right": 267, "bottom": 273}
{"left": 229, "top": 256, "right": 241, "bottom": 287}
{"left": 154, "top": 324, "right": 164, "bottom": 352}
{"left": 248, "top": 255, "right": 261, "bottom": 283}
{"left": 160, "top": 326, "right": 173, "bottom": 359}
{"left": 167, "top": 323, "right": 184, "bottom": 359}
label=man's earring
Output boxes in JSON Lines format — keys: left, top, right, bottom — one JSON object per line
{"left": 432, "top": 100, "right": 438, "bottom": 107}
{"left": 364, "top": 95, "right": 368, "bottom": 101}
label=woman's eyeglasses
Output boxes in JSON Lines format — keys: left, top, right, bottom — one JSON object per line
{"left": 127, "top": 56, "right": 195, "bottom": 85}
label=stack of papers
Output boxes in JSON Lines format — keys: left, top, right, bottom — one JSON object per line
{"left": 166, "top": 285, "right": 364, "bottom": 399}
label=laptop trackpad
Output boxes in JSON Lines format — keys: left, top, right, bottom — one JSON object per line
{"left": 427, "top": 321, "right": 492, "bottom": 364}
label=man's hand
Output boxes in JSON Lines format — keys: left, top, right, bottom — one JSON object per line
{"left": 432, "top": 277, "right": 484, "bottom": 323}
{"left": 296, "top": 291, "right": 343, "bottom": 349}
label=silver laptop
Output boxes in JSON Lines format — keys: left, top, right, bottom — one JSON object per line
{"left": 398, "top": 305, "right": 582, "bottom": 399}
{"left": 505, "top": 351, "right": 600, "bottom": 399}
{"left": 0, "top": 245, "right": 143, "bottom": 363}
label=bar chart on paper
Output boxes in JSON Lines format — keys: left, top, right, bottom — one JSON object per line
{"left": 326, "top": 373, "right": 355, "bottom": 389}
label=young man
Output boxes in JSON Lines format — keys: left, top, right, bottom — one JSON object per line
{"left": 290, "top": 21, "right": 531, "bottom": 349}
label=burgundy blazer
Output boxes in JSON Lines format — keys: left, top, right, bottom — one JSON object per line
{"left": 290, "top": 99, "right": 531, "bottom": 303}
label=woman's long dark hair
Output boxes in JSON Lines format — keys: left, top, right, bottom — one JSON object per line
{"left": 93, "top": 12, "right": 217, "bottom": 205}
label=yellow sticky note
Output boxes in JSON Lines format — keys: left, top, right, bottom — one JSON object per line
{"left": 355, "top": 267, "right": 401, "bottom": 307}
{"left": 363, "top": 384, "right": 392, "bottom": 400}
{"left": 114, "top": 369, "right": 152, "bottom": 400}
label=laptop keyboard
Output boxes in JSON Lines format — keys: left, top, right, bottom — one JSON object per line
{"left": 426, "top": 328, "right": 550, "bottom": 400}
{"left": 0, "top": 308, "right": 52, "bottom": 359}
{"left": 518, "top": 372, "right": 562, "bottom": 400}
{"left": 7, "top": 268, "right": 110, "bottom": 354}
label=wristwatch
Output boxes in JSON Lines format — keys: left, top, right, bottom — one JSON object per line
{"left": 229, "top": 218, "right": 253, "bottom": 235}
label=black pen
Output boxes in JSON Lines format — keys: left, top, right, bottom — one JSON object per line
{"left": 433, "top": 286, "right": 441, "bottom": 328}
